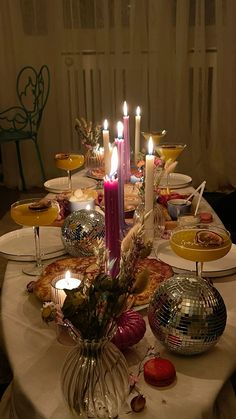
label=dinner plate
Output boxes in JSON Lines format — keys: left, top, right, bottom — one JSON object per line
{"left": 0, "top": 227, "right": 66, "bottom": 261}
{"left": 159, "top": 173, "right": 192, "bottom": 189}
{"left": 156, "top": 241, "right": 236, "bottom": 278}
{"left": 44, "top": 176, "right": 97, "bottom": 193}
{"left": 86, "top": 169, "right": 104, "bottom": 181}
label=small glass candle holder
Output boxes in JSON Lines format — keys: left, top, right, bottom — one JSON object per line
{"left": 51, "top": 271, "right": 82, "bottom": 345}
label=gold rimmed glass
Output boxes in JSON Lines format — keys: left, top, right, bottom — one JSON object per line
{"left": 156, "top": 143, "right": 186, "bottom": 191}
{"left": 141, "top": 130, "right": 167, "bottom": 145}
{"left": 170, "top": 223, "right": 232, "bottom": 277}
{"left": 55, "top": 153, "right": 85, "bottom": 190}
{"left": 11, "top": 198, "right": 58, "bottom": 276}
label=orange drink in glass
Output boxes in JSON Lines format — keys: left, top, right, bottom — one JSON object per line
{"left": 170, "top": 224, "right": 232, "bottom": 276}
{"left": 11, "top": 198, "right": 58, "bottom": 276}
{"left": 55, "top": 153, "right": 84, "bottom": 190}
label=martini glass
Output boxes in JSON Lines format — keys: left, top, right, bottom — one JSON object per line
{"left": 141, "top": 130, "right": 167, "bottom": 145}
{"left": 170, "top": 223, "right": 232, "bottom": 277}
{"left": 156, "top": 143, "right": 186, "bottom": 192}
{"left": 11, "top": 198, "right": 59, "bottom": 276}
{"left": 55, "top": 153, "right": 85, "bottom": 190}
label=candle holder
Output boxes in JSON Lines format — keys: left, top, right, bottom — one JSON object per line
{"left": 51, "top": 273, "right": 82, "bottom": 345}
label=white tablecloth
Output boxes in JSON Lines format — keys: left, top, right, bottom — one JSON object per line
{"left": 1, "top": 182, "right": 236, "bottom": 419}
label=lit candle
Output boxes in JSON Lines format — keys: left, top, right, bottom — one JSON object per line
{"left": 123, "top": 101, "right": 131, "bottom": 182}
{"left": 144, "top": 137, "right": 154, "bottom": 241}
{"left": 103, "top": 119, "right": 110, "bottom": 175}
{"left": 115, "top": 121, "right": 125, "bottom": 233}
{"left": 51, "top": 270, "right": 81, "bottom": 307}
{"left": 134, "top": 106, "right": 141, "bottom": 165}
{"left": 104, "top": 146, "right": 120, "bottom": 266}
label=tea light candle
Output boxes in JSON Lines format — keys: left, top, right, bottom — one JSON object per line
{"left": 134, "top": 106, "right": 141, "bottom": 165}
{"left": 51, "top": 270, "right": 81, "bottom": 307}
{"left": 144, "top": 137, "right": 154, "bottom": 241}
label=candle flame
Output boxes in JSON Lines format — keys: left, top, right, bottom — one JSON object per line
{"left": 65, "top": 270, "right": 71, "bottom": 280}
{"left": 103, "top": 119, "right": 108, "bottom": 130}
{"left": 136, "top": 106, "right": 141, "bottom": 117}
{"left": 123, "top": 101, "right": 128, "bottom": 116}
{"left": 148, "top": 137, "right": 154, "bottom": 155}
{"left": 110, "top": 146, "right": 118, "bottom": 177}
{"left": 117, "top": 121, "right": 124, "bottom": 138}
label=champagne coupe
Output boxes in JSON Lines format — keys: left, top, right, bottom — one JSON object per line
{"left": 141, "top": 130, "right": 167, "bottom": 145}
{"left": 11, "top": 198, "right": 58, "bottom": 276}
{"left": 156, "top": 143, "right": 186, "bottom": 192}
{"left": 55, "top": 153, "right": 85, "bottom": 190}
{"left": 170, "top": 224, "right": 232, "bottom": 277}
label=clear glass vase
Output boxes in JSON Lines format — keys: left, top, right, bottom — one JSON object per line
{"left": 134, "top": 200, "right": 165, "bottom": 239}
{"left": 61, "top": 332, "right": 130, "bottom": 418}
{"left": 85, "top": 145, "right": 104, "bottom": 169}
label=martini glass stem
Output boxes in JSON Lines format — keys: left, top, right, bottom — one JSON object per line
{"left": 166, "top": 173, "right": 170, "bottom": 194}
{"left": 33, "top": 226, "right": 42, "bottom": 270}
{"left": 67, "top": 170, "right": 72, "bottom": 190}
{"left": 196, "top": 261, "right": 203, "bottom": 277}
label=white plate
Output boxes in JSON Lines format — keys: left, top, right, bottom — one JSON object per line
{"left": 0, "top": 227, "right": 66, "bottom": 261}
{"left": 159, "top": 173, "right": 192, "bottom": 189}
{"left": 44, "top": 176, "right": 97, "bottom": 193}
{"left": 156, "top": 241, "right": 236, "bottom": 278}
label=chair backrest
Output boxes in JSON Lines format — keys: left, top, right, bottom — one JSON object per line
{"left": 16, "top": 65, "right": 50, "bottom": 133}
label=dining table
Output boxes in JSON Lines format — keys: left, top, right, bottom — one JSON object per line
{"left": 0, "top": 170, "right": 236, "bottom": 419}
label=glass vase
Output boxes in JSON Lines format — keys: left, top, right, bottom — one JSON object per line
{"left": 85, "top": 145, "right": 103, "bottom": 169}
{"left": 134, "top": 200, "right": 165, "bottom": 239}
{"left": 61, "top": 333, "right": 130, "bottom": 418}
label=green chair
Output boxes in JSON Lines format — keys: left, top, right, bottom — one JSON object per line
{"left": 0, "top": 65, "right": 50, "bottom": 189}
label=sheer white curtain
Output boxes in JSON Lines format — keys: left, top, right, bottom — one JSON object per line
{"left": 0, "top": 0, "right": 235, "bottom": 191}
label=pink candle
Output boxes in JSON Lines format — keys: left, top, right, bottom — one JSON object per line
{"left": 104, "top": 146, "right": 120, "bottom": 266}
{"left": 115, "top": 121, "right": 125, "bottom": 234}
{"left": 123, "top": 101, "right": 131, "bottom": 183}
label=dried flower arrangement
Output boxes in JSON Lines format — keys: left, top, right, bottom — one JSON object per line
{"left": 75, "top": 117, "right": 102, "bottom": 150}
{"left": 42, "top": 219, "right": 151, "bottom": 341}
{"left": 137, "top": 150, "right": 178, "bottom": 200}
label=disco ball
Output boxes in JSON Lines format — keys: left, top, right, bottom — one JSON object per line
{"left": 61, "top": 209, "right": 105, "bottom": 257}
{"left": 148, "top": 273, "right": 227, "bottom": 355}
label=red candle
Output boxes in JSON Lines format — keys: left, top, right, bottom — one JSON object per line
{"left": 104, "top": 146, "right": 120, "bottom": 266}
{"left": 123, "top": 101, "right": 131, "bottom": 183}
{"left": 115, "top": 121, "right": 125, "bottom": 234}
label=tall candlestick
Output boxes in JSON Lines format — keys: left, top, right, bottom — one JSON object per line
{"left": 144, "top": 137, "right": 154, "bottom": 241}
{"left": 104, "top": 146, "right": 120, "bottom": 267}
{"left": 123, "top": 101, "right": 131, "bottom": 183}
{"left": 115, "top": 121, "right": 125, "bottom": 234}
{"left": 103, "top": 119, "right": 110, "bottom": 175}
{"left": 134, "top": 106, "right": 141, "bottom": 165}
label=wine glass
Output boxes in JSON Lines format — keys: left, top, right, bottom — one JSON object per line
{"left": 156, "top": 143, "right": 186, "bottom": 192}
{"left": 170, "top": 223, "right": 232, "bottom": 277}
{"left": 141, "top": 130, "right": 167, "bottom": 145}
{"left": 55, "top": 153, "right": 85, "bottom": 190}
{"left": 11, "top": 198, "right": 59, "bottom": 276}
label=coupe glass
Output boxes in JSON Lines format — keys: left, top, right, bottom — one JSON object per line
{"left": 170, "top": 223, "right": 232, "bottom": 277}
{"left": 156, "top": 143, "right": 186, "bottom": 191}
{"left": 141, "top": 130, "right": 167, "bottom": 145}
{"left": 55, "top": 153, "right": 84, "bottom": 190}
{"left": 11, "top": 198, "right": 58, "bottom": 276}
